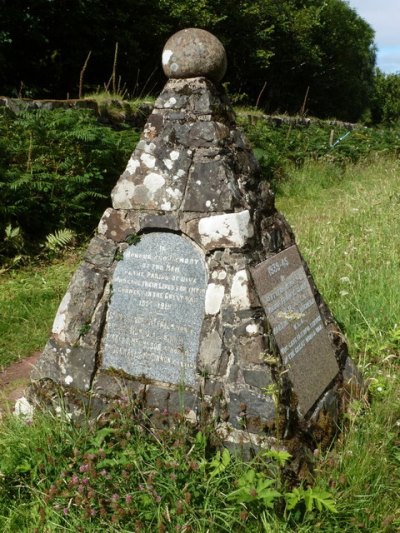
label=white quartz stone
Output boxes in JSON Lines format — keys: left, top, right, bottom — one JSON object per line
{"left": 97, "top": 208, "right": 112, "bottom": 235}
{"left": 160, "top": 200, "right": 172, "bottom": 211}
{"left": 246, "top": 323, "right": 260, "bottom": 335}
{"left": 205, "top": 283, "right": 225, "bottom": 315}
{"left": 231, "top": 269, "right": 251, "bottom": 310}
{"left": 211, "top": 269, "right": 227, "bottom": 280}
{"left": 52, "top": 291, "right": 72, "bottom": 341}
{"left": 14, "top": 397, "right": 34, "bottom": 420}
{"left": 165, "top": 187, "right": 183, "bottom": 201}
{"left": 198, "top": 210, "right": 254, "bottom": 249}
{"left": 164, "top": 97, "right": 177, "bottom": 108}
{"left": 162, "top": 49, "right": 173, "bottom": 65}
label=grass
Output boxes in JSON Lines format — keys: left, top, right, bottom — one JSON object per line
{"left": 276, "top": 155, "right": 400, "bottom": 363}
{"left": 84, "top": 91, "right": 155, "bottom": 104}
{"left": 0, "top": 252, "right": 81, "bottom": 370}
{"left": 0, "top": 401, "right": 327, "bottom": 532}
{"left": 0, "top": 155, "right": 399, "bottom": 530}
{"left": 276, "top": 155, "right": 400, "bottom": 531}
{"left": 85, "top": 91, "right": 155, "bottom": 122}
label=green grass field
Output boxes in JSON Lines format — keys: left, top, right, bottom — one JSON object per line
{"left": 276, "top": 155, "right": 400, "bottom": 531}
{"left": 0, "top": 254, "right": 80, "bottom": 371}
{"left": 0, "top": 156, "right": 399, "bottom": 531}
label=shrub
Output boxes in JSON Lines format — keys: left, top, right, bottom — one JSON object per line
{"left": 370, "top": 71, "right": 400, "bottom": 125}
{"left": 0, "top": 108, "right": 139, "bottom": 261}
{"left": 239, "top": 114, "right": 400, "bottom": 186}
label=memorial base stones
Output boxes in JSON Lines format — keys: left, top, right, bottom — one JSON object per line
{"left": 29, "top": 28, "right": 363, "bottom": 475}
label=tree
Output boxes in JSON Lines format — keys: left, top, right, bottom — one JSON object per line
{"left": 0, "top": 0, "right": 169, "bottom": 98}
{"left": 369, "top": 70, "right": 400, "bottom": 125}
{"left": 0, "top": 0, "right": 376, "bottom": 121}
{"left": 220, "top": 0, "right": 376, "bottom": 120}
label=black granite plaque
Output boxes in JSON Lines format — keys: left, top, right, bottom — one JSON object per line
{"left": 251, "top": 245, "right": 339, "bottom": 414}
{"left": 103, "top": 233, "right": 207, "bottom": 386}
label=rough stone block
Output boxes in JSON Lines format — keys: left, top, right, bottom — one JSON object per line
{"left": 139, "top": 213, "right": 180, "bottom": 231}
{"left": 309, "top": 388, "right": 340, "bottom": 446}
{"left": 182, "top": 159, "right": 239, "bottom": 212}
{"left": 154, "top": 90, "right": 189, "bottom": 110}
{"left": 197, "top": 211, "right": 254, "bottom": 250}
{"left": 202, "top": 380, "right": 223, "bottom": 398}
{"left": 188, "top": 121, "right": 230, "bottom": 147}
{"left": 97, "top": 208, "right": 140, "bottom": 242}
{"left": 51, "top": 263, "right": 107, "bottom": 345}
{"left": 31, "top": 339, "right": 96, "bottom": 391}
{"left": 198, "top": 330, "right": 222, "bottom": 375}
{"left": 79, "top": 283, "right": 111, "bottom": 349}
{"left": 229, "top": 389, "right": 276, "bottom": 430}
{"left": 92, "top": 370, "right": 144, "bottom": 399}
{"left": 146, "top": 386, "right": 170, "bottom": 408}
{"left": 111, "top": 144, "right": 192, "bottom": 211}
{"left": 168, "top": 390, "right": 197, "bottom": 415}
{"left": 143, "top": 113, "right": 164, "bottom": 139}
{"left": 243, "top": 369, "right": 273, "bottom": 390}
{"left": 239, "top": 335, "right": 266, "bottom": 365}
{"left": 84, "top": 235, "right": 117, "bottom": 269}
{"left": 342, "top": 356, "right": 364, "bottom": 398}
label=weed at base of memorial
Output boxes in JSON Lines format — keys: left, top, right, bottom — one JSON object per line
{"left": 0, "top": 400, "right": 336, "bottom": 533}
{"left": 308, "top": 361, "right": 400, "bottom": 532}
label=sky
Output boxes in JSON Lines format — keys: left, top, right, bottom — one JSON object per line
{"left": 347, "top": 0, "right": 400, "bottom": 73}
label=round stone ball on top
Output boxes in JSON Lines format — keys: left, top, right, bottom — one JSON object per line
{"left": 162, "top": 28, "right": 227, "bottom": 83}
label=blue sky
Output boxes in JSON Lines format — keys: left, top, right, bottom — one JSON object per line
{"left": 347, "top": 0, "right": 400, "bottom": 73}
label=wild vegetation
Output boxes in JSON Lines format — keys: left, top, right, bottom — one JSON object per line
{"left": 0, "top": 111, "right": 399, "bottom": 530}
{"left": 1, "top": 1, "right": 399, "bottom": 529}
{"left": 0, "top": 108, "right": 138, "bottom": 266}
{"left": 1, "top": 104, "right": 399, "bottom": 265}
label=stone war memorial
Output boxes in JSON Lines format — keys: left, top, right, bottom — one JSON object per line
{"left": 30, "top": 28, "right": 363, "bottom": 469}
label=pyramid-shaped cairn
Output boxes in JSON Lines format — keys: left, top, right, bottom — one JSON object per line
{"left": 32, "top": 29, "right": 363, "bottom": 462}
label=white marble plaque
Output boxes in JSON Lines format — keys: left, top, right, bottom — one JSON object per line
{"left": 103, "top": 233, "right": 207, "bottom": 386}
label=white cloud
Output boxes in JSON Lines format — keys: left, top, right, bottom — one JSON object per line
{"left": 347, "top": 0, "right": 400, "bottom": 72}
